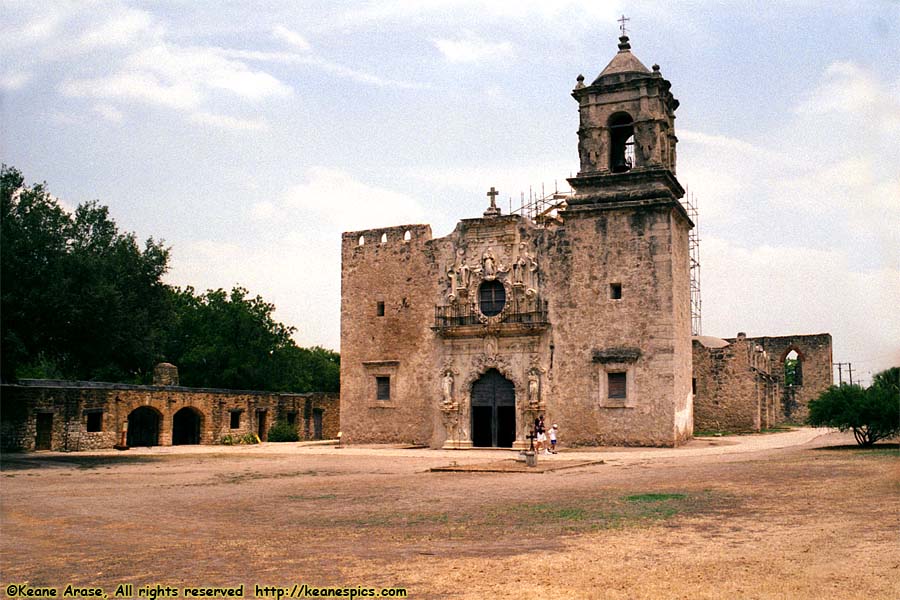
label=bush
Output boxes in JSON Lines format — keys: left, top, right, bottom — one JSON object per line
{"left": 807, "top": 367, "right": 900, "bottom": 446}
{"left": 219, "top": 432, "right": 261, "bottom": 445}
{"left": 266, "top": 420, "right": 299, "bottom": 442}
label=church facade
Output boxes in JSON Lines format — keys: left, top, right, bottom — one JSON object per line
{"left": 340, "top": 33, "right": 693, "bottom": 448}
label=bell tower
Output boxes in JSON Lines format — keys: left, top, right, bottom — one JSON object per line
{"left": 552, "top": 24, "right": 695, "bottom": 446}
{"left": 567, "top": 28, "right": 684, "bottom": 210}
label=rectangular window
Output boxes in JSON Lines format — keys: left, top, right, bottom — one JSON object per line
{"left": 376, "top": 301, "right": 385, "bottom": 316}
{"left": 86, "top": 411, "right": 103, "bottom": 432}
{"left": 285, "top": 412, "right": 296, "bottom": 426}
{"left": 608, "top": 372, "right": 627, "bottom": 399}
{"left": 692, "top": 377, "right": 697, "bottom": 395}
{"left": 609, "top": 283, "right": 622, "bottom": 300}
{"left": 376, "top": 376, "right": 391, "bottom": 400}
{"left": 230, "top": 411, "right": 241, "bottom": 429}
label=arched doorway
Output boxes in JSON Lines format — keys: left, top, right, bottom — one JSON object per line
{"left": 471, "top": 369, "right": 516, "bottom": 448}
{"left": 172, "top": 407, "right": 202, "bottom": 445}
{"left": 127, "top": 406, "right": 160, "bottom": 447}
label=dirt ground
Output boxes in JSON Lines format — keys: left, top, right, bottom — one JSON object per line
{"left": 1, "top": 429, "right": 898, "bottom": 599}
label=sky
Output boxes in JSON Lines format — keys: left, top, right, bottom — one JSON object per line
{"left": 2, "top": 1, "right": 899, "bottom": 385}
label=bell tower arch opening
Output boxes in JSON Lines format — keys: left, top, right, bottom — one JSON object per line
{"left": 609, "top": 112, "right": 635, "bottom": 173}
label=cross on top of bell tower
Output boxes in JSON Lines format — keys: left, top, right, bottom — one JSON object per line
{"left": 618, "top": 14, "right": 630, "bottom": 37}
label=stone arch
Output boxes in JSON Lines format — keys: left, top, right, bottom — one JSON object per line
{"left": 608, "top": 111, "right": 635, "bottom": 173}
{"left": 172, "top": 406, "right": 204, "bottom": 445}
{"left": 127, "top": 406, "right": 162, "bottom": 447}
{"left": 778, "top": 345, "right": 806, "bottom": 363}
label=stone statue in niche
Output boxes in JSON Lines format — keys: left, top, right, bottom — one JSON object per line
{"left": 482, "top": 248, "right": 497, "bottom": 279}
{"left": 447, "top": 248, "right": 478, "bottom": 303}
{"left": 446, "top": 264, "right": 458, "bottom": 302}
{"left": 527, "top": 369, "right": 540, "bottom": 409}
{"left": 513, "top": 244, "right": 528, "bottom": 286}
{"left": 441, "top": 369, "right": 455, "bottom": 408}
{"left": 524, "top": 251, "right": 538, "bottom": 297}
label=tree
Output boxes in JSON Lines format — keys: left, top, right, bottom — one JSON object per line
{"left": 807, "top": 368, "right": 900, "bottom": 446}
{"left": 164, "top": 286, "right": 296, "bottom": 390}
{"left": 3, "top": 166, "right": 339, "bottom": 392}
{"left": 1, "top": 166, "right": 171, "bottom": 382}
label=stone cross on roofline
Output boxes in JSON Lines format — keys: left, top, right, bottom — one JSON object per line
{"left": 618, "top": 14, "right": 630, "bottom": 36}
{"left": 483, "top": 186, "right": 502, "bottom": 218}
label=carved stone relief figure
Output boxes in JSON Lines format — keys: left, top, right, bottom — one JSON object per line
{"left": 577, "top": 127, "right": 591, "bottom": 171}
{"left": 636, "top": 121, "right": 656, "bottom": 163}
{"left": 484, "top": 335, "right": 499, "bottom": 359}
{"left": 457, "top": 249, "right": 472, "bottom": 290}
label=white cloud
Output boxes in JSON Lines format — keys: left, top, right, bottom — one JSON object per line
{"left": 701, "top": 236, "right": 900, "bottom": 378}
{"left": 1, "top": 71, "right": 31, "bottom": 91}
{"left": 59, "top": 44, "right": 291, "bottom": 128}
{"left": 93, "top": 103, "right": 124, "bottom": 123}
{"left": 796, "top": 61, "right": 900, "bottom": 132}
{"left": 125, "top": 45, "right": 292, "bottom": 102}
{"left": 190, "top": 111, "right": 268, "bottom": 132}
{"left": 278, "top": 167, "right": 427, "bottom": 232}
{"left": 165, "top": 168, "right": 424, "bottom": 350}
{"left": 433, "top": 35, "right": 514, "bottom": 64}
{"left": 272, "top": 25, "right": 311, "bottom": 51}
{"left": 76, "top": 8, "right": 157, "bottom": 50}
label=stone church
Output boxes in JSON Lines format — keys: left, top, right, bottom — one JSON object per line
{"left": 340, "top": 32, "right": 693, "bottom": 448}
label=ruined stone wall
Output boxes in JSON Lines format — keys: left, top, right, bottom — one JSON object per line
{"left": 541, "top": 204, "right": 692, "bottom": 447}
{"left": 339, "top": 224, "right": 438, "bottom": 445}
{"left": 692, "top": 337, "right": 780, "bottom": 432}
{"left": 0, "top": 382, "right": 338, "bottom": 452}
{"left": 749, "top": 333, "right": 833, "bottom": 422}
{"left": 693, "top": 340, "right": 758, "bottom": 432}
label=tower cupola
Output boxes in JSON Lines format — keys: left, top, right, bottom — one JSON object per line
{"left": 567, "top": 27, "right": 685, "bottom": 212}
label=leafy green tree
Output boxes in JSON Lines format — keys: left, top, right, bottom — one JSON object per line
{"left": 807, "top": 368, "right": 900, "bottom": 446}
{"left": 164, "top": 286, "right": 296, "bottom": 390}
{"left": 3, "top": 166, "right": 338, "bottom": 392}
{"left": 1, "top": 166, "right": 171, "bottom": 382}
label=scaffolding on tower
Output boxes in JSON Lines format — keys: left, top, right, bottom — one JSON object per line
{"left": 514, "top": 181, "right": 572, "bottom": 225}
{"left": 682, "top": 188, "right": 702, "bottom": 336}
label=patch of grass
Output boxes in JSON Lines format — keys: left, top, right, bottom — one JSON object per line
{"left": 626, "top": 493, "right": 687, "bottom": 503}
{"left": 287, "top": 493, "right": 338, "bottom": 501}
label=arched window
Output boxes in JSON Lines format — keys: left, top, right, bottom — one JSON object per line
{"left": 403, "top": 230, "right": 411, "bottom": 242}
{"left": 609, "top": 112, "right": 635, "bottom": 173}
{"left": 784, "top": 349, "right": 803, "bottom": 386}
{"left": 380, "top": 232, "right": 387, "bottom": 244}
{"left": 479, "top": 280, "right": 506, "bottom": 316}
{"left": 358, "top": 235, "right": 365, "bottom": 246}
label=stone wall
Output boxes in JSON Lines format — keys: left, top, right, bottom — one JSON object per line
{"left": 541, "top": 204, "right": 693, "bottom": 447}
{"left": 339, "top": 224, "right": 439, "bottom": 445}
{"left": 692, "top": 332, "right": 829, "bottom": 432}
{"left": 340, "top": 203, "right": 694, "bottom": 448}
{"left": 0, "top": 381, "right": 339, "bottom": 452}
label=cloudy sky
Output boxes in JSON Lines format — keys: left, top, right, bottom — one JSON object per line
{"left": 3, "top": 1, "right": 898, "bottom": 385}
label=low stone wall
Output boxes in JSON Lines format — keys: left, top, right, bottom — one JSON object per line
{"left": 1, "top": 380, "right": 339, "bottom": 452}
